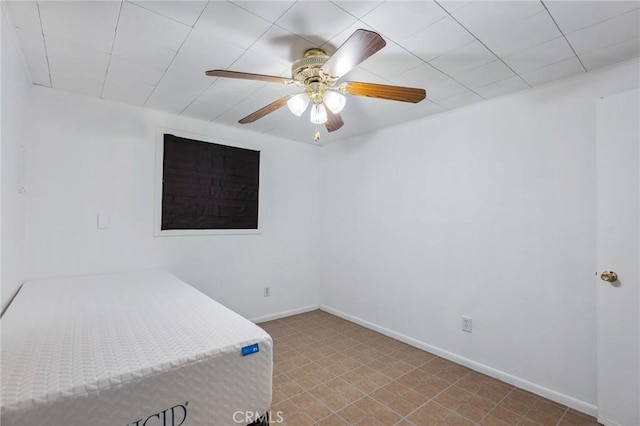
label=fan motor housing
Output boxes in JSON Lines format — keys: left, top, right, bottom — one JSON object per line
{"left": 291, "top": 48, "right": 330, "bottom": 83}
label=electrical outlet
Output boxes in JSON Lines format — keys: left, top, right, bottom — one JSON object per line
{"left": 264, "top": 287, "right": 271, "bottom": 297}
{"left": 462, "top": 316, "right": 472, "bottom": 333}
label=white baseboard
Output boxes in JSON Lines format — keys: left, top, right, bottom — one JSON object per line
{"left": 250, "top": 305, "right": 319, "bottom": 324}
{"left": 319, "top": 304, "right": 598, "bottom": 418}
{"left": 598, "top": 416, "right": 623, "bottom": 426}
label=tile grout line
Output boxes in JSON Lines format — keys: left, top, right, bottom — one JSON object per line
{"left": 273, "top": 322, "right": 428, "bottom": 424}
{"left": 268, "top": 312, "right": 589, "bottom": 425}
{"left": 271, "top": 316, "right": 472, "bottom": 424}
{"left": 475, "top": 386, "right": 519, "bottom": 425}
{"left": 555, "top": 407, "right": 571, "bottom": 426}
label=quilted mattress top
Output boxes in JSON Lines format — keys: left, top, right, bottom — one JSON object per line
{"left": 0, "top": 270, "right": 271, "bottom": 412}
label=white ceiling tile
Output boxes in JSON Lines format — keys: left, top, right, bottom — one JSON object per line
{"left": 198, "top": 78, "right": 265, "bottom": 104}
{"left": 321, "top": 22, "right": 377, "bottom": 56}
{"left": 107, "top": 55, "right": 164, "bottom": 86}
{"left": 181, "top": 98, "right": 231, "bottom": 121}
{"left": 452, "top": 1, "right": 543, "bottom": 32}
{"left": 230, "top": 50, "right": 290, "bottom": 78}
{"left": 179, "top": 29, "right": 245, "bottom": 70}
{"left": 51, "top": 73, "right": 103, "bottom": 97}
{"left": 145, "top": 77, "right": 205, "bottom": 114}
{"left": 131, "top": 1, "right": 208, "bottom": 27}
{"left": 502, "top": 36, "right": 575, "bottom": 74}
{"left": 423, "top": 77, "right": 469, "bottom": 101}
{"left": 437, "top": 1, "right": 476, "bottom": 15}
{"left": 359, "top": 41, "right": 424, "bottom": 80}
{"left": 340, "top": 95, "right": 379, "bottom": 122}
{"left": 405, "top": 100, "right": 449, "bottom": 120}
{"left": 231, "top": 1, "right": 296, "bottom": 23}
{"left": 12, "top": 28, "right": 49, "bottom": 79}
{"left": 437, "top": 90, "right": 483, "bottom": 109}
{"left": 275, "top": 1, "right": 358, "bottom": 46}
{"left": 249, "top": 25, "right": 313, "bottom": 66}
{"left": 249, "top": 83, "right": 296, "bottom": 103}
{"left": 452, "top": 60, "right": 515, "bottom": 89}
{"left": 2, "top": 1, "right": 41, "bottom": 33}
{"left": 566, "top": 9, "right": 640, "bottom": 55}
{"left": 393, "top": 63, "right": 448, "bottom": 88}
{"left": 474, "top": 11, "right": 562, "bottom": 57}
{"left": 112, "top": 2, "right": 190, "bottom": 71}
{"left": 402, "top": 16, "right": 475, "bottom": 62}
{"left": 241, "top": 120, "right": 282, "bottom": 135}
{"left": 348, "top": 94, "right": 414, "bottom": 117}
{"left": 101, "top": 77, "right": 155, "bottom": 106}
{"left": 520, "top": 56, "right": 585, "bottom": 86}
{"left": 341, "top": 66, "right": 392, "bottom": 84}
{"left": 158, "top": 52, "right": 214, "bottom": 94}
{"left": 361, "top": 1, "right": 447, "bottom": 42}
{"left": 580, "top": 37, "right": 640, "bottom": 71}
{"left": 331, "top": 1, "right": 383, "bottom": 18}
{"left": 428, "top": 40, "right": 496, "bottom": 76}
{"left": 544, "top": 0, "right": 640, "bottom": 34}
{"left": 215, "top": 96, "right": 286, "bottom": 128}
{"left": 474, "top": 75, "right": 529, "bottom": 99}
{"left": 195, "top": 1, "right": 271, "bottom": 49}
{"left": 46, "top": 38, "right": 110, "bottom": 82}
{"left": 39, "top": 1, "right": 119, "bottom": 54}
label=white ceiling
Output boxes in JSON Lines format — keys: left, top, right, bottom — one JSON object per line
{"left": 3, "top": 0, "right": 639, "bottom": 143}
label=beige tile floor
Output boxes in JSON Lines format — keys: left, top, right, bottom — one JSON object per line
{"left": 259, "top": 310, "right": 598, "bottom": 426}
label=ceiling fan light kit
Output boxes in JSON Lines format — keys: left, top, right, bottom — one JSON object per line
{"left": 286, "top": 93, "right": 310, "bottom": 117}
{"left": 324, "top": 91, "right": 346, "bottom": 114}
{"left": 205, "top": 29, "right": 427, "bottom": 142}
{"left": 310, "top": 103, "right": 328, "bottom": 124}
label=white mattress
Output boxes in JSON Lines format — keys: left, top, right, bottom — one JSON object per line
{"left": 1, "top": 270, "right": 273, "bottom": 426}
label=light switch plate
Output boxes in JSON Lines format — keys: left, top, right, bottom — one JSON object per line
{"left": 97, "top": 214, "right": 110, "bottom": 229}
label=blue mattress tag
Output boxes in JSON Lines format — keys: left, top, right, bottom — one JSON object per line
{"left": 241, "top": 343, "right": 260, "bottom": 356}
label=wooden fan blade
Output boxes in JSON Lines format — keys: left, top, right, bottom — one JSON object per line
{"left": 325, "top": 110, "right": 344, "bottom": 133}
{"left": 239, "top": 96, "right": 290, "bottom": 124}
{"left": 341, "top": 81, "right": 426, "bottom": 103}
{"left": 321, "top": 29, "right": 386, "bottom": 79}
{"left": 206, "top": 70, "right": 295, "bottom": 85}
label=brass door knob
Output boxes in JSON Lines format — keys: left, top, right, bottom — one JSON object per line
{"left": 601, "top": 271, "right": 618, "bottom": 282}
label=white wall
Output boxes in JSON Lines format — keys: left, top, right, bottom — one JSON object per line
{"left": 1, "top": 9, "right": 31, "bottom": 312}
{"left": 321, "top": 61, "right": 640, "bottom": 411}
{"left": 21, "top": 86, "right": 323, "bottom": 320}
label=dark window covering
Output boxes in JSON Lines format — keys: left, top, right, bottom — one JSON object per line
{"left": 161, "top": 134, "right": 260, "bottom": 230}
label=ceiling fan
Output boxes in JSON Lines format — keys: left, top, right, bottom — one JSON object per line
{"left": 205, "top": 29, "right": 427, "bottom": 141}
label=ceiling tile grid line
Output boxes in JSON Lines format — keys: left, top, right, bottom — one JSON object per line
{"left": 99, "top": 0, "right": 124, "bottom": 99}
{"left": 177, "top": 0, "right": 301, "bottom": 119}
{"left": 432, "top": 0, "right": 532, "bottom": 89}
{"left": 141, "top": 0, "right": 211, "bottom": 107}
{"left": 128, "top": 0, "right": 208, "bottom": 27}
{"left": 333, "top": 17, "right": 488, "bottom": 107}
{"left": 539, "top": 0, "right": 587, "bottom": 72}
{"left": 34, "top": 1, "right": 52, "bottom": 87}
{"left": 176, "top": 32, "right": 278, "bottom": 119}
{"left": 141, "top": 32, "right": 194, "bottom": 106}
{"left": 352, "top": 4, "right": 491, "bottom": 101}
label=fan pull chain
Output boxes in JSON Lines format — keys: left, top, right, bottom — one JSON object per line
{"left": 314, "top": 123, "right": 321, "bottom": 143}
